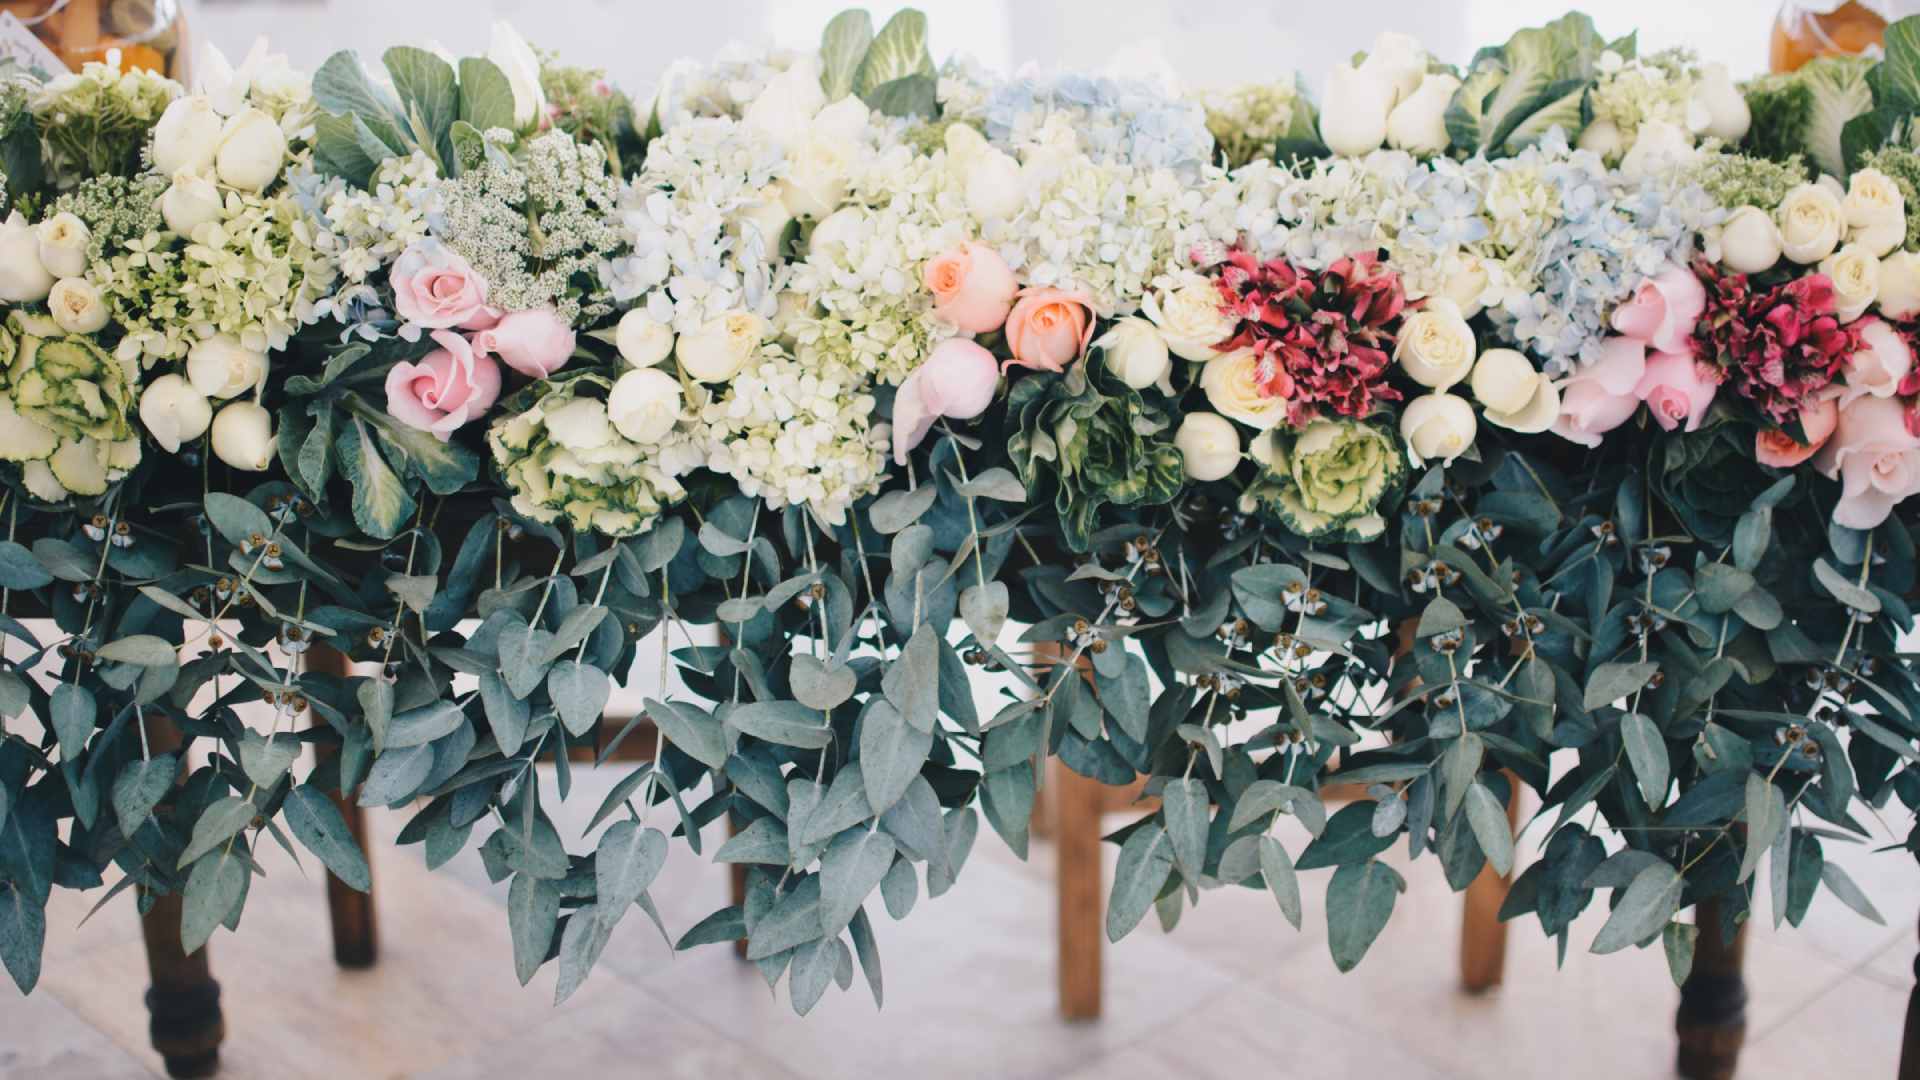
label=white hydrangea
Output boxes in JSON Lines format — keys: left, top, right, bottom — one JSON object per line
{"left": 301, "top": 151, "right": 439, "bottom": 326}
{"left": 1587, "top": 49, "right": 1706, "bottom": 155}
{"left": 651, "top": 46, "right": 810, "bottom": 127}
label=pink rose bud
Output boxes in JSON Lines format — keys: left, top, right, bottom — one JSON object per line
{"left": 384, "top": 330, "right": 502, "bottom": 441}
{"left": 390, "top": 241, "right": 501, "bottom": 332}
{"left": 918, "top": 339, "right": 1000, "bottom": 420}
{"left": 1634, "top": 350, "right": 1720, "bottom": 433}
{"left": 476, "top": 308, "right": 577, "bottom": 379}
{"left": 1609, "top": 264, "right": 1707, "bottom": 355}
{"left": 1756, "top": 394, "right": 1839, "bottom": 468}
{"left": 1551, "top": 337, "right": 1646, "bottom": 448}
{"left": 891, "top": 369, "right": 938, "bottom": 466}
{"left": 1004, "top": 287, "right": 1094, "bottom": 373}
{"left": 1815, "top": 395, "right": 1920, "bottom": 528}
{"left": 1840, "top": 318, "right": 1915, "bottom": 407}
{"left": 924, "top": 241, "right": 1018, "bottom": 334}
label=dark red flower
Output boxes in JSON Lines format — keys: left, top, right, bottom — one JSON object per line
{"left": 1691, "top": 258, "right": 1859, "bottom": 425}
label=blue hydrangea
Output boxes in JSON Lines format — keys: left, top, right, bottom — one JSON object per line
{"left": 977, "top": 72, "right": 1214, "bottom": 174}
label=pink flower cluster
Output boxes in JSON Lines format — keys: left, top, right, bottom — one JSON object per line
{"left": 383, "top": 242, "right": 576, "bottom": 442}
{"left": 1556, "top": 266, "right": 1721, "bottom": 447}
{"left": 1693, "top": 260, "right": 1858, "bottom": 426}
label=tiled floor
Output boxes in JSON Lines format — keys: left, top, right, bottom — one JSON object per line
{"left": 5, "top": 763, "right": 1917, "bottom": 1080}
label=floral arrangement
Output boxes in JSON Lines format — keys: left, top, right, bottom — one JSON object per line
{"left": 4, "top": 9, "right": 1920, "bottom": 1023}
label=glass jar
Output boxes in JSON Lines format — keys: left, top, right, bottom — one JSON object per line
{"left": 0, "top": 0, "right": 186, "bottom": 79}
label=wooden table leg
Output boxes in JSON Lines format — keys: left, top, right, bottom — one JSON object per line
{"left": 305, "top": 644, "right": 377, "bottom": 969}
{"left": 139, "top": 712, "right": 224, "bottom": 1079}
{"left": 1676, "top": 898, "right": 1749, "bottom": 1080}
{"left": 1898, "top": 911, "right": 1920, "bottom": 1080}
{"left": 1055, "top": 756, "right": 1104, "bottom": 1021}
{"left": 1460, "top": 774, "right": 1522, "bottom": 993}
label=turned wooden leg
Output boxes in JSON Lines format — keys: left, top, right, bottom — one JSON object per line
{"left": 139, "top": 712, "right": 224, "bottom": 1079}
{"left": 305, "top": 645, "right": 377, "bottom": 969}
{"left": 1055, "top": 756, "right": 1104, "bottom": 1021}
{"left": 1676, "top": 898, "right": 1749, "bottom": 1080}
{"left": 1460, "top": 774, "right": 1522, "bottom": 993}
{"left": 1898, "top": 911, "right": 1920, "bottom": 1080}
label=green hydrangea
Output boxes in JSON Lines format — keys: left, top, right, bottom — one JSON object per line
{"left": 0, "top": 311, "right": 140, "bottom": 501}
{"left": 488, "top": 373, "right": 686, "bottom": 536}
{"left": 31, "top": 57, "right": 180, "bottom": 185}
{"left": 1241, "top": 420, "right": 1402, "bottom": 541}
{"left": 1685, "top": 151, "right": 1809, "bottom": 212}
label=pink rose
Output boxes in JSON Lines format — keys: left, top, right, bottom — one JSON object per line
{"left": 384, "top": 330, "right": 502, "bottom": 441}
{"left": 1756, "top": 394, "right": 1839, "bottom": 468}
{"left": 476, "top": 308, "right": 576, "bottom": 379}
{"left": 391, "top": 242, "right": 500, "bottom": 332}
{"left": 891, "top": 339, "right": 1001, "bottom": 464}
{"left": 1004, "top": 287, "right": 1094, "bottom": 373}
{"left": 1816, "top": 395, "right": 1920, "bottom": 528}
{"left": 924, "top": 241, "right": 1018, "bottom": 334}
{"left": 1610, "top": 264, "right": 1707, "bottom": 354}
{"left": 1840, "top": 318, "right": 1914, "bottom": 407}
{"left": 1551, "top": 337, "right": 1646, "bottom": 447}
{"left": 1634, "top": 350, "right": 1720, "bottom": 432}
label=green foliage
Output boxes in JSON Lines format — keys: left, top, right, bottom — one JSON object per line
{"left": 311, "top": 47, "right": 519, "bottom": 185}
{"left": 1007, "top": 363, "right": 1185, "bottom": 551}
{"left": 1744, "top": 54, "right": 1875, "bottom": 176}
{"left": 1445, "top": 12, "right": 1608, "bottom": 157}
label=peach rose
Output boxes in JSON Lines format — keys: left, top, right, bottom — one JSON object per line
{"left": 1609, "top": 264, "right": 1706, "bottom": 355}
{"left": 924, "top": 241, "right": 1018, "bottom": 334}
{"left": 1815, "top": 394, "right": 1920, "bottom": 528}
{"left": 1634, "top": 350, "right": 1720, "bottom": 433}
{"left": 385, "top": 330, "right": 502, "bottom": 441}
{"left": 391, "top": 241, "right": 501, "bottom": 332}
{"left": 1004, "top": 287, "right": 1094, "bottom": 372}
{"left": 1551, "top": 337, "right": 1646, "bottom": 448}
{"left": 1756, "top": 395, "right": 1839, "bottom": 468}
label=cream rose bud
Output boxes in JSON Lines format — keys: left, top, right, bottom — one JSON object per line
{"left": 186, "top": 334, "right": 268, "bottom": 400}
{"left": 138, "top": 374, "right": 212, "bottom": 453}
{"left": 1095, "top": 318, "right": 1172, "bottom": 391}
{"left": 1844, "top": 168, "right": 1907, "bottom": 257}
{"left": 1200, "top": 348, "right": 1289, "bottom": 430}
{"left": 35, "top": 213, "right": 90, "bottom": 278}
{"left": 1146, "top": 272, "right": 1238, "bottom": 362}
{"left": 1879, "top": 251, "right": 1920, "bottom": 320}
{"left": 159, "top": 170, "right": 223, "bottom": 235}
{"left": 1393, "top": 300, "right": 1476, "bottom": 389}
{"left": 1173, "top": 412, "right": 1242, "bottom": 481}
{"left": 1576, "top": 118, "right": 1626, "bottom": 160}
{"left": 151, "top": 96, "right": 223, "bottom": 176}
{"left": 488, "top": 21, "right": 549, "bottom": 129}
{"left": 210, "top": 401, "right": 276, "bottom": 471}
{"left": 807, "top": 206, "right": 865, "bottom": 262}
{"left": 1318, "top": 62, "right": 1395, "bottom": 157}
{"left": 1469, "top": 348, "right": 1560, "bottom": 433}
{"left": 1777, "top": 182, "right": 1846, "bottom": 264}
{"left": 607, "top": 367, "right": 683, "bottom": 444}
{"left": 1692, "top": 63, "right": 1752, "bottom": 142}
{"left": 1438, "top": 256, "right": 1490, "bottom": 319}
{"left": 781, "top": 134, "right": 853, "bottom": 220}
{"left": 0, "top": 210, "right": 52, "bottom": 303}
{"left": 1718, "top": 205, "right": 1783, "bottom": 274}
{"left": 48, "top": 278, "right": 107, "bottom": 334}
{"left": 678, "top": 311, "right": 765, "bottom": 382}
{"left": 214, "top": 107, "right": 288, "bottom": 192}
{"left": 964, "top": 144, "right": 1024, "bottom": 222}
{"left": 1400, "top": 392, "right": 1478, "bottom": 466}
{"left": 1386, "top": 73, "right": 1459, "bottom": 155}
{"left": 1619, "top": 120, "right": 1696, "bottom": 181}
{"left": 743, "top": 54, "right": 826, "bottom": 148}
{"left": 615, "top": 309, "right": 674, "bottom": 368}
{"left": 1821, "top": 243, "right": 1881, "bottom": 321}
{"left": 736, "top": 183, "right": 794, "bottom": 248}
{"left": 1358, "top": 30, "right": 1427, "bottom": 101}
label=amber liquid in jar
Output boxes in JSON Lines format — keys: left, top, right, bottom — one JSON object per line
{"left": 1771, "top": 1, "right": 1892, "bottom": 72}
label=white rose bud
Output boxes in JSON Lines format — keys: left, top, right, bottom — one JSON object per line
{"left": 0, "top": 210, "right": 52, "bottom": 303}
{"left": 782, "top": 133, "right": 853, "bottom": 220}
{"left": 808, "top": 206, "right": 865, "bottom": 262}
{"left": 615, "top": 309, "right": 675, "bottom": 368}
{"left": 159, "top": 170, "right": 224, "bottom": 236}
{"left": 1173, "top": 412, "right": 1241, "bottom": 482}
{"left": 678, "top": 311, "right": 765, "bottom": 383}
{"left": 1717, "top": 205, "right": 1783, "bottom": 273}
{"left": 210, "top": 401, "right": 276, "bottom": 472}
{"left": 1820, "top": 243, "right": 1881, "bottom": 322}
{"left": 1844, "top": 168, "right": 1907, "bottom": 258}
{"left": 1692, "top": 63, "right": 1752, "bottom": 143}
{"left": 1469, "top": 348, "right": 1560, "bottom": 433}
{"left": 607, "top": 367, "right": 683, "bottom": 444}
{"left": 187, "top": 334, "right": 268, "bottom": 400}
{"left": 215, "top": 108, "right": 289, "bottom": 193}
{"left": 36, "top": 213, "right": 90, "bottom": 279}
{"left": 1878, "top": 250, "right": 1920, "bottom": 320}
{"left": 1386, "top": 73, "right": 1459, "bottom": 155}
{"left": 1094, "top": 317, "right": 1171, "bottom": 391}
{"left": 1400, "top": 392, "right": 1477, "bottom": 467}
{"left": 1576, "top": 117, "right": 1626, "bottom": 160}
{"left": 488, "top": 21, "right": 549, "bottom": 130}
{"left": 48, "top": 277, "right": 107, "bottom": 334}
{"left": 742, "top": 54, "right": 826, "bottom": 148}
{"left": 138, "top": 374, "right": 213, "bottom": 453}
{"left": 1438, "top": 256, "right": 1490, "bottom": 320}
{"left": 1619, "top": 120, "right": 1697, "bottom": 181}
{"left": 1357, "top": 30, "right": 1427, "bottom": 102}
{"left": 1145, "top": 271, "right": 1238, "bottom": 362}
{"left": 1318, "top": 62, "right": 1395, "bottom": 157}
{"left": 964, "top": 145, "right": 1024, "bottom": 222}
{"left": 1777, "top": 182, "right": 1846, "bottom": 264}
{"left": 736, "top": 183, "right": 795, "bottom": 249}
{"left": 151, "top": 96, "right": 224, "bottom": 176}
{"left": 1393, "top": 300, "right": 1477, "bottom": 389}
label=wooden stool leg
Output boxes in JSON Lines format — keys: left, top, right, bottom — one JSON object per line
{"left": 1676, "top": 898, "right": 1749, "bottom": 1080}
{"left": 729, "top": 815, "right": 749, "bottom": 960}
{"left": 139, "top": 713, "right": 223, "bottom": 1079}
{"left": 305, "top": 645, "right": 377, "bottom": 969}
{"left": 1055, "top": 757, "right": 1104, "bottom": 1021}
{"left": 1460, "top": 775, "right": 1522, "bottom": 992}
{"left": 1897, "top": 912, "right": 1920, "bottom": 1080}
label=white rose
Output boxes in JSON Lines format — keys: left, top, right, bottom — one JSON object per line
{"left": 488, "top": 21, "right": 549, "bottom": 129}
{"left": 1386, "top": 73, "right": 1459, "bottom": 155}
{"left": 1844, "top": 168, "right": 1907, "bottom": 258}
{"left": 772, "top": 290, "right": 812, "bottom": 344}
{"left": 1619, "top": 120, "right": 1697, "bottom": 181}
{"left": 1400, "top": 392, "right": 1477, "bottom": 467}
{"left": 0, "top": 210, "right": 52, "bottom": 303}
{"left": 1576, "top": 117, "right": 1626, "bottom": 160}
{"left": 1094, "top": 318, "right": 1171, "bottom": 391}
{"left": 1437, "top": 256, "right": 1490, "bottom": 319}
{"left": 138, "top": 374, "right": 212, "bottom": 453}
{"left": 615, "top": 309, "right": 674, "bottom": 368}
{"left": 1146, "top": 272, "right": 1237, "bottom": 362}
{"left": 1821, "top": 243, "right": 1881, "bottom": 322}
{"left": 1879, "top": 250, "right": 1920, "bottom": 320}
{"left": 1357, "top": 30, "right": 1427, "bottom": 102}
{"left": 36, "top": 213, "right": 90, "bottom": 278}
{"left": 214, "top": 107, "right": 288, "bottom": 192}
{"left": 810, "top": 96, "right": 870, "bottom": 144}
{"left": 210, "top": 401, "right": 275, "bottom": 472}
{"left": 545, "top": 397, "right": 614, "bottom": 452}
{"left": 782, "top": 133, "right": 853, "bottom": 219}
{"left": 1777, "top": 182, "right": 1846, "bottom": 264}
{"left": 186, "top": 335, "right": 268, "bottom": 400}
{"left": 151, "top": 96, "right": 223, "bottom": 176}
{"left": 1718, "top": 205, "right": 1783, "bottom": 273}
{"left": 1173, "top": 412, "right": 1242, "bottom": 481}
{"left": 48, "top": 278, "right": 107, "bottom": 334}
{"left": 1469, "top": 348, "right": 1560, "bottom": 433}
{"left": 678, "top": 311, "right": 765, "bottom": 383}
{"left": 1393, "top": 300, "right": 1476, "bottom": 389}
{"left": 964, "top": 145, "right": 1024, "bottom": 222}
{"left": 736, "top": 183, "right": 794, "bottom": 249}
{"left": 808, "top": 206, "right": 865, "bottom": 262}
{"left": 158, "top": 170, "right": 224, "bottom": 236}
{"left": 742, "top": 54, "right": 826, "bottom": 148}
{"left": 1692, "top": 63, "right": 1752, "bottom": 143}
{"left": 1318, "top": 62, "right": 1395, "bottom": 157}
{"left": 1200, "top": 348, "right": 1288, "bottom": 430}
{"left": 608, "top": 367, "right": 683, "bottom": 444}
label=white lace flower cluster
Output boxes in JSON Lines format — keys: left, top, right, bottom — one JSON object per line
{"left": 300, "top": 151, "right": 439, "bottom": 328}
